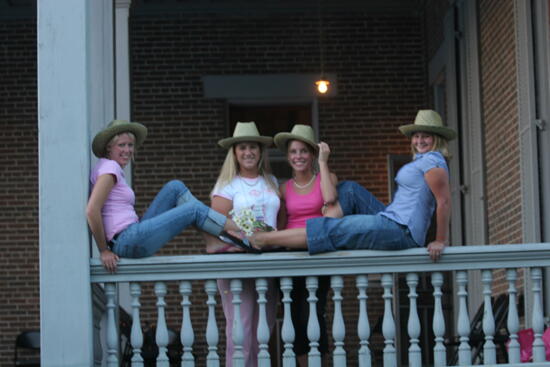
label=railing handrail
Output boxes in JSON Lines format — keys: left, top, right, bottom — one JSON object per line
{"left": 89, "top": 243, "right": 550, "bottom": 283}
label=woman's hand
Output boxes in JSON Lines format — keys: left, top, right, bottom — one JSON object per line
{"left": 101, "top": 248, "right": 119, "bottom": 273}
{"left": 427, "top": 240, "right": 446, "bottom": 261}
{"left": 318, "top": 142, "right": 331, "bottom": 163}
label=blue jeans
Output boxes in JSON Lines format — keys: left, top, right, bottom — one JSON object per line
{"left": 111, "top": 180, "right": 226, "bottom": 258}
{"left": 306, "top": 181, "right": 419, "bottom": 254}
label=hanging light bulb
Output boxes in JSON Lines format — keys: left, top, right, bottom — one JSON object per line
{"left": 315, "top": 0, "right": 329, "bottom": 94}
{"left": 316, "top": 79, "right": 330, "bottom": 94}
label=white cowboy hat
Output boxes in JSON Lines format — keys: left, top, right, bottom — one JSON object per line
{"left": 218, "top": 121, "right": 273, "bottom": 149}
{"left": 274, "top": 124, "right": 318, "bottom": 153}
{"left": 399, "top": 110, "right": 456, "bottom": 141}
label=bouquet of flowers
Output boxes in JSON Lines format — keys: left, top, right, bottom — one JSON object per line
{"left": 229, "top": 207, "right": 274, "bottom": 236}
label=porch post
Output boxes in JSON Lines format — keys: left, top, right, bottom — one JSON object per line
{"left": 38, "top": 0, "right": 115, "bottom": 365}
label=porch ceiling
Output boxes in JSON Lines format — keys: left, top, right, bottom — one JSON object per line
{"left": 0, "top": 0, "right": 426, "bottom": 19}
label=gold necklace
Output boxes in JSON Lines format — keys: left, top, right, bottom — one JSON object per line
{"left": 293, "top": 173, "right": 316, "bottom": 189}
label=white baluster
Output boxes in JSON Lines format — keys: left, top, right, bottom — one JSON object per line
{"left": 506, "top": 269, "right": 520, "bottom": 363}
{"left": 356, "top": 275, "right": 371, "bottom": 367}
{"left": 455, "top": 271, "right": 471, "bottom": 366}
{"left": 180, "top": 281, "right": 195, "bottom": 367}
{"left": 204, "top": 280, "right": 220, "bottom": 367}
{"left": 231, "top": 279, "right": 245, "bottom": 367}
{"left": 532, "top": 267, "right": 545, "bottom": 362}
{"left": 431, "top": 272, "right": 446, "bottom": 367}
{"left": 306, "top": 276, "right": 321, "bottom": 367}
{"left": 331, "top": 275, "right": 346, "bottom": 366}
{"left": 406, "top": 273, "right": 421, "bottom": 367}
{"left": 130, "top": 282, "right": 144, "bottom": 366}
{"left": 381, "top": 273, "right": 396, "bottom": 367}
{"left": 105, "top": 283, "right": 119, "bottom": 367}
{"left": 256, "top": 278, "right": 271, "bottom": 367}
{"left": 481, "top": 270, "right": 496, "bottom": 364}
{"left": 154, "top": 282, "right": 170, "bottom": 367}
{"left": 280, "top": 277, "right": 296, "bottom": 367}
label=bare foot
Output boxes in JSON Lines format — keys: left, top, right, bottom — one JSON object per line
{"left": 249, "top": 232, "right": 268, "bottom": 250}
{"left": 206, "top": 241, "right": 244, "bottom": 254}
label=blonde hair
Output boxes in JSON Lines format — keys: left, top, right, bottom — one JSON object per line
{"left": 104, "top": 132, "right": 136, "bottom": 158}
{"left": 212, "top": 142, "right": 279, "bottom": 196}
{"left": 410, "top": 133, "right": 451, "bottom": 160}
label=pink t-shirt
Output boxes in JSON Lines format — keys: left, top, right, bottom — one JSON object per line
{"left": 90, "top": 158, "right": 139, "bottom": 241}
{"left": 285, "top": 174, "right": 324, "bottom": 229}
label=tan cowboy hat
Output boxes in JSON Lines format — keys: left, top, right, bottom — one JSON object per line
{"left": 274, "top": 124, "right": 319, "bottom": 153}
{"left": 92, "top": 119, "right": 148, "bottom": 158}
{"left": 399, "top": 110, "right": 456, "bottom": 141}
{"left": 218, "top": 121, "right": 273, "bottom": 149}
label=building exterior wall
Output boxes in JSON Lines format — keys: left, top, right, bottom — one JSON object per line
{"left": 0, "top": 18, "right": 39, "bottom": 365}
{"left": 479, "top": 0, "right": 523, "bottom": 246}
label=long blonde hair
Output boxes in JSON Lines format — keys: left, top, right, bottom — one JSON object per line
{"left": 411, "top": 133, "right": 451, "bottom": 160}
{"left": 212, "top": 142, "right": 279, "bottom": 195}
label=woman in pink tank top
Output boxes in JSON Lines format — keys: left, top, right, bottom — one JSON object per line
{"left": 273, "top": 124, "right": 338, "bottom": 366}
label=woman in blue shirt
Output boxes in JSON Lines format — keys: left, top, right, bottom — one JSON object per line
{"left": 248, "top": 110, "right": 455, "bottom": 261}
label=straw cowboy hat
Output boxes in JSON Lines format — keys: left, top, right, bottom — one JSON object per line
{"left": 218, "top": 121, "right": 272, "bottom": 149}
{"left": 399, "top": 110, "right": 457, "bottom": 141}
{"left": 92, "top": 119, "right": 148, "bottom": 158}
{"left": 274, "top": 124, "right": 319, "bottom": 153}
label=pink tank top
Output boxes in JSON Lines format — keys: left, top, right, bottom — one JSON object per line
{"left": 285, "top": 174, "right": 324, "bottom": 229}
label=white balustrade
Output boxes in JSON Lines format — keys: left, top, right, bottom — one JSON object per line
{"left": 154, "top": 281, "right": 170, "bottom": 367}
{"left": 88, "top": 244, "right": 550, "bottom": 367}
{"left": 105, "top": 283, "right": 119, "bottom": 367}
{"left": 306, "top": 276, "right": 321, "bottom": 367}
{"left": 431, "top": 272, "right": 446, "bottom": 367}
{"left": 180, "top": 280, "right": 194, "bottom": 367}
{"left": 280, "top": 277, "right": 296, "bottom": 367}
{"left": 256, "top": 278, "right": 271, "bottom": 367}
{"left": 482, "top": 269, "right": 496, "bottom": 364}
{"left": 331, "top": 275, "right": 346, "bottom": 366}
{"left": 230, "top": 279, "right": 244, "bottom": 367}
{"left": 455, "top": 270, "right": 471, "bottom": 366}
{"left": 130, "top": 282, "right": 144, "bottom": 366}
{"left": 406, "top": 273, "right": 421, "bottom": 367}
{"left": 204, "top": 279, "right": 220, "bottom": 367}
{"left": 506, "top": 268, "right": 520, "bottom": 363}
{"left": 381, "top": 273, "right": 396, "bottom": 367}
{"left": 532, "top": 267, "right": 545, "bottom": 362}
{"left": 356, "top": 275, "right": 371, "bottom": 367}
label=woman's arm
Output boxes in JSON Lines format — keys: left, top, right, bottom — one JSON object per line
{"left": 86, "top": 174, "right": 119, "bottom": 272}
{"left": 424, "top": 167, "right": 451, "bottom": 261}
{"left": 318, "top": 142, "right": 338, "bottom": 212}
{"left": 277, "top": 182, "right": 288, "bottom": 230}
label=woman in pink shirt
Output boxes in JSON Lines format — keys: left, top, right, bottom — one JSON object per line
{"left": 273, "top": 124, "right": 338, "bottom": 366}
{"left": 87, "top": 120, "right": 240, "bottom": 272}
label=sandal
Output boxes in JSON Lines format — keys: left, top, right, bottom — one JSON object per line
{"left": 220, "top": 231, "right": 261, "bottom": 253}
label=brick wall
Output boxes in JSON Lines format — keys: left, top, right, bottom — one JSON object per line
{"left": 129, "top": 8, "right": 425, "bottom": 365}
{"left": 479, "top": 0, "right": 522, "bottom": 245}
{"left": 0, "top": 19, "right": 39, "bottom": 367}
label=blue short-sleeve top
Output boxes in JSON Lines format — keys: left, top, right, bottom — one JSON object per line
{"left": 381, "top": 151, "right": 449, "bottom": 246}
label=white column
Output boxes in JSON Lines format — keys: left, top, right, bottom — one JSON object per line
{"left": 115, "top": 0, "right": 132, "bottom": 121}
{"left": 38, "top": 0, "right": 114, "bottom": 365}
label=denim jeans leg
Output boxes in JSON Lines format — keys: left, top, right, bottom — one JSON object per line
{"left": 306, "top": 214, "right": 417, "bottom": 254}
{"left": 142, "top": 180, "right": 190, "bottom": 221}
{"left": 112, "top": 201, "right": 226, "bottom": 258}
{"left": 337, "top": 181, "right": 386, "bottom": 216}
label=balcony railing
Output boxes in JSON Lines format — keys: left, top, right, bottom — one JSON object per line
{"left": 90, "top": 243, "right": 550, "bottom": 367}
